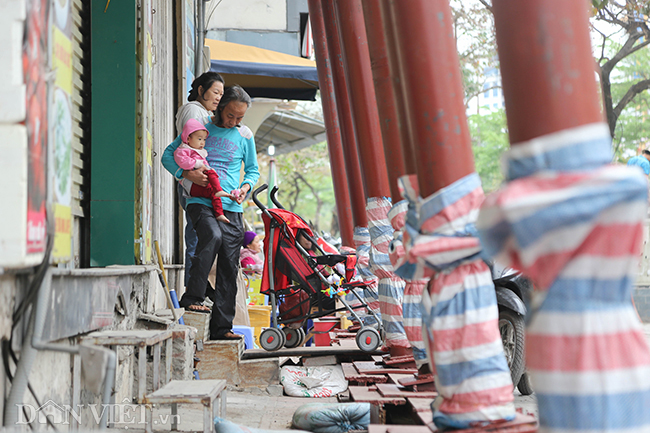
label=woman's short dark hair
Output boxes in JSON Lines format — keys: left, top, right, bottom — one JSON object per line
{"left": 213, "top": 85, "right": 252, "bottom": 126}
{"left": 188, "top": 72, "right": 225, "bottom": 102}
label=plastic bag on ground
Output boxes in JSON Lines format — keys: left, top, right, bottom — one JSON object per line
{"left": 281, "top": 365, "right": 347, "bottom": 397}
{"left": 214, "top": 417, "right": 310, "bottom": 433}
{"left": 292, "top": 402, "right": 370, "bottom": 433}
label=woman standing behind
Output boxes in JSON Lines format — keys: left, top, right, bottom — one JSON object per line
{"left": 175, "top": 72, "right": 225, "bottom": 312}
{"left": 163, "top": 85, "right": 260, "bottom": 339}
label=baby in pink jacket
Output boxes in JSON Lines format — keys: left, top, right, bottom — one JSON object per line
{"left": 174, "top": 119, "right": 234, "bottom": 223}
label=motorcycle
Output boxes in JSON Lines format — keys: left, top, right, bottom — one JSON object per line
{"left": 491, "top": 265, "right": 534, "bottom": 396}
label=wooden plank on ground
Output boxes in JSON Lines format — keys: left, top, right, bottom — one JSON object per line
{"left": 416, "top": 409, "right": 434, "bottom": 428}
{"left": 342, "top": 363, "right": 388, "bottom": 384}
{"left": 407, "top": 397, "right": 435, "bottom": 413}
{"left": 387, "top": 373, "right": 415, "bottom": 385}
{"left": 376, "top": 383, "right": 438, "bottom": 399}
{"left": 349, "top": 386, "right": 407, "bottom": 405}
{"left": 354, "top": 361, "right": 383, "bottom": 371}
{"left": 357, "top": 367, "right": 418, "bottom": 374}
{"left": 397, "top": 373, "right": 434, "bottom": 387}
{"left": 383, "top": 354, "right": 416, "bottom": 365}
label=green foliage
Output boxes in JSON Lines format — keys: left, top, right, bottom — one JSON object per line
{"left": 607, "top": 40, "right": 650, "bottom": 160}
{"left": 269, "top": 141, "right": 336, "bottom": 234}
{"left": 468, "top": 110, "right": 509, "bottom": 193}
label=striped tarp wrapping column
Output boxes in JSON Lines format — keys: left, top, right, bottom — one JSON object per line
{"left": 388, "top": 191, "right": 429, "bottom": 365}
{"left": 396, "top": 173, "right": 515, "bottom": 430}
{"left": 344, "top": 226, "right": 380, "bottom": 322}
{"left": 367, "top": 197, "right": 409, "bottom": 349}
{"left": 477, "top": 123, "right": 650, "bottom": 433}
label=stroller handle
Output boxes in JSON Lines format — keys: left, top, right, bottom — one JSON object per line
{"left": 252, "top": 184, "right": 269, "bottom": 211}
{"left": 270, "top": 186, "right": 285, "bottom": 209}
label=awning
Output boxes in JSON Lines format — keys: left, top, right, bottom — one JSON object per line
{"left": 255, "top": 109, "right": 326, "bottom": 155}
{"left": 205, "top": 39, "right": 319, "bottom": 101}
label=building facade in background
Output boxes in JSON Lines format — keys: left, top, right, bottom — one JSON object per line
{"left": 0, "top": 0, "right": 309, "bottom": 426}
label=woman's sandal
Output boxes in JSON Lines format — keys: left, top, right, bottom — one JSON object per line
{"left": 211, "top": 331, "right": 243, "bottom": 340}
{"left": 185, "top": 303, "right": 210, "bottom": 313}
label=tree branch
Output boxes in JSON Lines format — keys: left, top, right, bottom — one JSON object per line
{"left": 627, "top": 37, "right": 650, "bottom": 58}
{"left": 477, "top": 0, "right": 493, "bottom": 14}
{"left": 601, "top": 30, "right": 642, "bottom": 76}
{"left": 465, "top": 84, "right": 503, "bottom": 108}
{"left": 613, "top": 79, "right": 650, "bottom": 119}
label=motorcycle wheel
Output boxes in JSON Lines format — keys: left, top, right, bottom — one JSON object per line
{"left": 499, "top": 308, "right": 525, "bottom": 387}
{"left": 517, "top": 371, "right": 534, "bottom": 396}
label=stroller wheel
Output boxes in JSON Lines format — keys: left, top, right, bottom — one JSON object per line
{"left": 260, "top": 328, "right": 286, "bottom": 351}
{"left": 297, "top": 328, "right": 306, "bottom": 346}
{"left": 282, "top": 327, "right": 303, "bottom": 348}
{"left": 356, "top": 327, "right": 382, "bottom": 353}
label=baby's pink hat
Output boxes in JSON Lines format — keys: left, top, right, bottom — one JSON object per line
{"left": 182, "top": 118, "right": 209, "bottom": 143}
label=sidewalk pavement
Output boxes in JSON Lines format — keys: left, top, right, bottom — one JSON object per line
{"left": 106, "top": 322, "right": 650, "bottom": 432}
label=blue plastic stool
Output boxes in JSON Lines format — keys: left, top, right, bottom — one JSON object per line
{"left": 232, "top": 325, "right": 254, "bottom": 350}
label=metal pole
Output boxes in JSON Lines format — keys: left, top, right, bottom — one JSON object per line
{"left": 389, "top": 0, "right": 475, "bottom": 197}
{"left": 308, "top": 0, "right": 355, "bottom": 247}
{"left": 320, "top": 0, "right": 368, "bottom": 228}
{"left": 378, "top": 0, "right": 417, "bottom": 176}
{"left": 492, "top": 0, "right": 604, "bottom": 143}
{"left": 332, "top": 0, "right": 390, "bottom": 199}
{"left": 361, "top": 0, "right": 407, "bottom": 200}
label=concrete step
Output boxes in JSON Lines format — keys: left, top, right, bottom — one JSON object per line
{"left": 196, "top": 338, "right": 279, "bottom": 390}
{"left": 183, "top": 311, "right": 211, "bottom": 340}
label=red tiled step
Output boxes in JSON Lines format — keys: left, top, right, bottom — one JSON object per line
{"left": 342, "top": 363, "right": 388, "bottom": 384}
{"left": 376, "top": 383, "right": 438, "bottom": 399}
{"left": 349, "top": 386, "right": 407, "bottom": 405}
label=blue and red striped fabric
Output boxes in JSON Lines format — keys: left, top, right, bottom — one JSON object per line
{"left": 397, "top": 173, "right": 515, "bottom": 429}
{"left": 477, "top": 123, "right": 650, "bottom": 432}
{"left": 389, "top": 187, "right": 429, "bottom": 365}
{"left": 344, "top": 227, "right": 380, "bottom": 323}
{"left": 367, "top": 197, "right": 410, "bottom": 349}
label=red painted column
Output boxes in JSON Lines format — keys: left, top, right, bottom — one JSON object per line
{"left": 320, "top": 0, "right": 368, "bottom": 228}
{"left": 378, "top": 0, "right": 417, "bottom": 175}
{"left": 332, "top": 0, "right": 391, "bottom": 199}
{"left": 361, "top": 0, "right": 407, "bottom": 200}
{"left": 308, "top": 0, "right": 354, "bottom": 247}
{"left": 389, "top": 0, "right": 475, "bottom": 196}
{"left": 492, "top": 0, "right": 604, "bottom": 144}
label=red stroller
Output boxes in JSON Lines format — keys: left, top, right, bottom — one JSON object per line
{"left": 252, "top": 184, "right": 383, "bottom": 352}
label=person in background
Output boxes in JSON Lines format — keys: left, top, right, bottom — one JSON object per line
{"left": 240, "top": 231, "right": 264, "bottom": 274}
{"left": 176, "top": 72, "right": 226, "bottom": 309}
{"left": 627, "top": 149, "right": 650, "bottom": 175}
{"left": 163, "top": 85, "right": 260, "bottom": 339}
